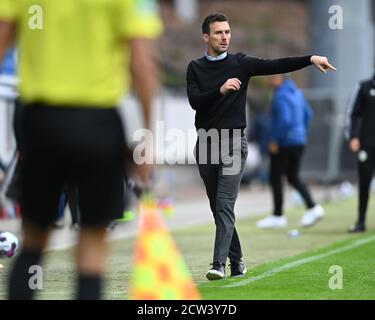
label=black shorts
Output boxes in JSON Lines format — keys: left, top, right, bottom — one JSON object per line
{"left": 21, "top": 103, "right": 126, "bottom": 228}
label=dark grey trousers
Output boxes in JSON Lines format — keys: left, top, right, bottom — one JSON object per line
{"left": 195, "top": 132, "right": 248, "bottom": 265}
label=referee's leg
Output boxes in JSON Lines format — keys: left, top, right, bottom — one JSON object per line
{"left": 8, "top": 107, "right": 64, "bottom": 299}
{"left": 72, "top": 108, "right": 125, "bottom": 300}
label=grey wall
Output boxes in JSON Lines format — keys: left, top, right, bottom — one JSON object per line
{"left": 308, "top": 0, "right": 374, "bottom": 181}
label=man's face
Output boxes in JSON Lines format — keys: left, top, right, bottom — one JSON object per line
{"left": 203, "top": 21, "right": 231, "bottom": 56}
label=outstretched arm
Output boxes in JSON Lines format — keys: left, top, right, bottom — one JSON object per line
{"left": 242, "top": 54, "right": 336, "bottom": 77}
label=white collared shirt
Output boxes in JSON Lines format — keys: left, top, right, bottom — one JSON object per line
{"left": 205, "top": 51, "right": 228, "bottom": 61}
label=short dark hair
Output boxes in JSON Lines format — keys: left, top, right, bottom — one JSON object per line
{"left": 202, "top": 13, "right": 229, "bottom": 35}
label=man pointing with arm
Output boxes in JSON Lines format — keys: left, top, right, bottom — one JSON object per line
{"left": 187, "top": 13, "right": 335, "bottom": 281}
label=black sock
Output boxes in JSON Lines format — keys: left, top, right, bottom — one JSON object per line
{"left": 76, "top": 274, "right": 102, "bottom": 300}
{"left": 8, "top": 249, "right": 42, "bottom": 300}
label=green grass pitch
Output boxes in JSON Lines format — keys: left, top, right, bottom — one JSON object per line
{"left": 0, "top": 195, "right": 374, "bottom": 300}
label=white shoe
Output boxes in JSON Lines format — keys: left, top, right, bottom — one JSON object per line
{"left": 300, "top": 205, "right": 325, "bottom": 227}
{"left": 256, "top": 215, "right": 287, "bottom": 229}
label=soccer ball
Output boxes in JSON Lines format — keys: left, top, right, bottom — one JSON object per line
{"left": 0, "top": 231, "right": 19, "bottom": 258}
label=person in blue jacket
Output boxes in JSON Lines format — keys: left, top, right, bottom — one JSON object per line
{"left": 257, "top": 74, "right": 325, "bottom": 229}
{"left": 0, "top": 47, "right": 15, "bottom": 75}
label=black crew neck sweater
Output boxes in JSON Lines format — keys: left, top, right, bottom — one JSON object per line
{"left": 186, "top": 53, "right": 312, "bottom": 130}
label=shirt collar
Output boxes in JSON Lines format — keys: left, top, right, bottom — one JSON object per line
{"left": 205, "top": 51, "right": 228, "bottom": 62}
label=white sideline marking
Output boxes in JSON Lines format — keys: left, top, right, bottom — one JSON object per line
{"left": 224, "top": 235, "right": 375, "bottom": 288}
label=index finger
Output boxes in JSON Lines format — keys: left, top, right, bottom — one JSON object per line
{"left": 327, "top": 63, "right": 337, "bottom": 71}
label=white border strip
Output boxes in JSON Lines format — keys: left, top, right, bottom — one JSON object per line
{"left": 224, "top": 235, "right": 375, "bottom": 288}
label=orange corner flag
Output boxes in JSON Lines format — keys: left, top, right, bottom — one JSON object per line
{"left": 129, "top": 197, "right": 201, "bottom": 300}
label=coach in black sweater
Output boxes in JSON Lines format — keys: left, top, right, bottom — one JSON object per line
{"left": 186, "top": 13, "right": 336, "bottom": 281}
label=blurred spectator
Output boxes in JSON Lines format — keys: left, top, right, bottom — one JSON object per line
{"left": 346, "top": 76, "right": 375, "bottom": 233}
{"left": 256, "top": 74, "right": 325, "bottom": 229}
{"left": 247, "top": 96, "right": 271, "bottom": 185}
{"left": 0, "top": 47, "right": 15, "bottom": 75}
{"left": 0, "top": 47, "right": 17, "bottom": 205}
{"left": 0, "top": 159, "right": 5, "bottom": 173}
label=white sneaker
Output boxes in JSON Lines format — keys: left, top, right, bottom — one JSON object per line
{"left": 256, "top": 215, "right": 287, "bottom": 229}
{"left": 300, "top": 205, "right": 325, "bottom": 227}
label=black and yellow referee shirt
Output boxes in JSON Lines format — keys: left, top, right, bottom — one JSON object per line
{"left": 0, "top": 0, "right": 163, "bottom": 107}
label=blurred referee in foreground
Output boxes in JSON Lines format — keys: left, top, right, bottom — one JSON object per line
{"left": 0, "top": 0, "right": 162, "bottom": 299}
